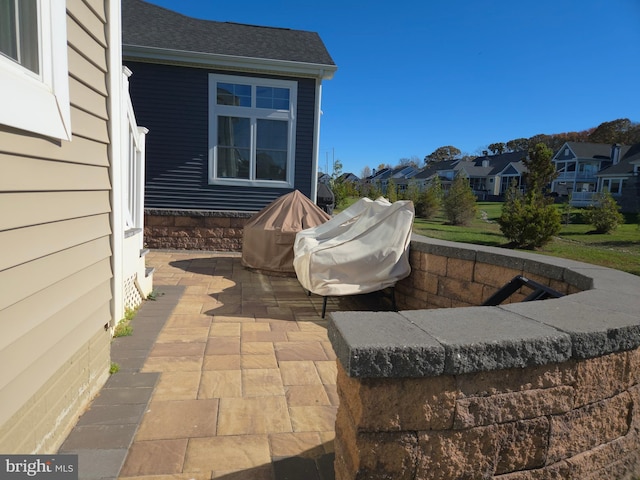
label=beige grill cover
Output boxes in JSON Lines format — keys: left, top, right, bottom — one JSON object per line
{"left": 241, "top": 190, "right": 331, "bottom": 274}
{"left": 293, "top": 197, "right": 415, "bottom": 296}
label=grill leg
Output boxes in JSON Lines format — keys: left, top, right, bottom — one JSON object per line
{"left": 322, "top": 296, "right": 328, "bottom": 319}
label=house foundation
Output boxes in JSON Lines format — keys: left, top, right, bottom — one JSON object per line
{"left": 144, "top": 210, "right": 253, "bottom": 251}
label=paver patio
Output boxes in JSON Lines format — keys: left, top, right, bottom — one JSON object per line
{"left": 109, "top": 250, "right": 389, "bottom": 479}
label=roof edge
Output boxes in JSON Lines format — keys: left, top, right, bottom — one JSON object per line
{"left": 123, "top": 44, "right": 337, "bottom": 80}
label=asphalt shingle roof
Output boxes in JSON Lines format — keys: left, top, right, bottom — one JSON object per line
{"left": 122, "top": 0, "right": 336, "bottom": 66}
{"left": 563, "top": 142, "right": 631, "bottom": 160}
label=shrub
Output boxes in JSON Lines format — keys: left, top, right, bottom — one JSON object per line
{"left": 498, "top": 187, "right": 560, "bottom": 249}
{"left": 386, "top": 178, "right": 398, "bottom": 202}
{"left": 416, "top": 185, "right": 441, "bottom": 219}
{"left": 443, "top": 173, "right": 477, "bottom": 226}
{"left": 498, "top": 144, "right": 561, "bottom": 248}
{"left": 583, "top": 190, "right": 624, "bottom": 233}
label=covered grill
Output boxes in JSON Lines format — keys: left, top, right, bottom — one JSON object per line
{"left": 241, "top": 190, "right": 331, "bottom": 275}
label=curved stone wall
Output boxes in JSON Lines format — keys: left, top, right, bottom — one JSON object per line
{"left": 329, "top": 234, "right": 640, "bottom": 480}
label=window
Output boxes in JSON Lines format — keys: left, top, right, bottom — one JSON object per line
{"left": 209, "top": 74, "right": 297, "bottom": 187}
{"left": 0, "top": 0, "right": 39, "bottom": 73}
{"left": 0, "top": 0, "right": 71, "bottom": 140}
{"left": 601, "top": 178, "right": 623, "bottom": 195}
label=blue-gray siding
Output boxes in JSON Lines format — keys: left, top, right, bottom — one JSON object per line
{"left": 124, "top": 61, "right": 317, "bottom": 211}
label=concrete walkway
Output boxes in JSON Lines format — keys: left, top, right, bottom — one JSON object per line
{"left": 61, "top": 250, "right": 391, "bottom": 479}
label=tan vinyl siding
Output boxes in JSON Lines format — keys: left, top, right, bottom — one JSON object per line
{"left": 0, "top": 239, "right": 112, "bottom": 313}
{"left": 0, "top": 0, "right": 113, "bottom": 452}
{"left": 0, "top": 156, "right": 110, "bottom": 191}
{"left": 0, "top": 191, "right": 111, "bottom": 231}
{"left": 68, "top": 47, "right": 108, "bottom": 96}
{"left": 0, "top": 131, "right": 109, "bottom": 166}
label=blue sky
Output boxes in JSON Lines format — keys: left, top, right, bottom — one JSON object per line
{"left": 143, "top": 0, "right": 640, "bottom": 177}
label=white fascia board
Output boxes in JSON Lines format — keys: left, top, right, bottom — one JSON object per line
{"left": 123, "top": 45, "right": 337, "bottom": 80}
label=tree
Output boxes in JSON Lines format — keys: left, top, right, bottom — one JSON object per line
{"left": 368, "top": 181, "right": 383, "bottom": 199}
{"left": 583, "top": 190, "right": 624, "bottom": 233}
{"left": 442, "top": 172, "right": 476, "bottom": 226}
{"left": 425, "top": 146, "right": 461, "bottom": 164}
{"left": 386, "top": 178, "right": 398, "bottom": 202}
{"left": 398, "top": 156, "right": 420, "bottom": 168}
{"left": 588, "top": 118, "right": 634, "bottom": 144}
{"left": 488, "top": 142, "right": 506, "bottom": 155}
{"left": 404, "top": 179, "right": 420, "bottom": 204}
{"left": 498, "top": 143, "right": 561, "bottom": 248}
{"left": 522, "top": 143, "right": 557, "bottom": 193}
{"left": 506, "top": 138, "right": 529, "bottom": 152}
{"left": 360, "top": 166, "right": 372, "bottom": 179}
{"left": 416, "top": 176, "right": 442, "bottom": 220}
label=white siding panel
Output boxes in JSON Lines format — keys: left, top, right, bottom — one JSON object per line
{"left": 0, "top": 214, "right": 111, "bottom": 272}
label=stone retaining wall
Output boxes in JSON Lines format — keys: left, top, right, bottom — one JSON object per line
{"left": 144, "top": 210, "right": 252, "bottom": 251}
{"left": 329, "top": 233, "right": 640, "bottom": 480}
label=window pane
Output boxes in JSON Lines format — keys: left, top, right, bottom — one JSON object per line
{"left": 218, "top": 116, "right": 250, "bottom": 147}
{"left": 256, "top": 119, "right": 288, "bottom": 181}
{"left": 0, "top": 0, "right": 39, "bottom": 73}
{"left": 0, "top": 0, "right": 18, "bottom": 61}
{"left": 256, "top": 86, "right": 290, "bottom": 110}
{"left": 19, "top": 0, "right": 38, "bottom": 73}
{"left": 217, "top": 82, "right": 251, "bottom": 106}
{"left": 257, "top": 119, "right": 287, "bottom": 149}
{"left": 217, "top": 116, "right": 251, "bottom": 179}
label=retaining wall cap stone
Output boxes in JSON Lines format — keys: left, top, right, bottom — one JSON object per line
{"left": 328, "top": 311, "right": 445, "bottom": 378}
{"left": 401, "top": 306, "right": 572, "bottom": 375}
{"left": 329, "top": 236, "right": 640, "bottom": 379}
{"left": 501, "top": 298, "right": 640, "bottom": 359}
{"left": 565, "top": 289, "right": 640, "bottom": 317}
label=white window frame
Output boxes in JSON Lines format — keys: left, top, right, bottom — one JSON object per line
{"left": 208, "top": 73, "right": 297, "bottom": 188}
{"left": 0, "top": 0, "right": 71, "bottom": 140}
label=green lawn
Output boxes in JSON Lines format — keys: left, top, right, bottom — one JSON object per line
{"left": 339, "top": 198, "right": 640, "bottom": 276}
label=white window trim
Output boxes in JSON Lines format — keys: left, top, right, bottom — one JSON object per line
{"left": 208, "top": 73, "right": 297, "bottom": 188}
{"left": 0, "top": 0, "right": 71, "bottom": 140}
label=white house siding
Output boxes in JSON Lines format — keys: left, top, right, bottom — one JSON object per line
{"left": 0, "top": 0, "right": 113, "bottom": 453}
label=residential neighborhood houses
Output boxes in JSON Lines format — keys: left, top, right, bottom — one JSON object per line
{"left": 331, "top": 141, "right": 640, "bottom": 213}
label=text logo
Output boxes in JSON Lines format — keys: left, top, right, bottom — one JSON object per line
{"left": 1, "top": 455, "right": 77, "bottom": 480}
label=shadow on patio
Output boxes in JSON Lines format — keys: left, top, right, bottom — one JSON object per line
{"left": 115, "top": 250, "right": 391, "bottom": 480}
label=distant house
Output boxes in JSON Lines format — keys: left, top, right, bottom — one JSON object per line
{"left": 550, "top": 142, "right": 640, "bottom": 211}
{"left": 457, "top": 151, "right": 528, "bottom": 199}
{"left": 371, "top": 166, "right": 418, "bottom": 195}
{"left": 122, "top": 0, "right": 336, "bottom": 249}
{"left": 318, "top": 173, "right": 332, "bottom": 185}
{"left": 0, "top": 0, "right": 150, "bottom": 453}
{"left": 408, "top": 159, "right": 458, "bottom": 193}
{"left": 338, "top": 172, "right": 360, "bottom": 183}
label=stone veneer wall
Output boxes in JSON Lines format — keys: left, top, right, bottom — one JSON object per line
{"left": 329, "top": 233, "right": 640, "bottom": 480}
{"left": 144, "top": 210, "right": 253, "bottom": 251}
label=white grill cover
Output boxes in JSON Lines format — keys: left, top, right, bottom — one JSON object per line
{"left": 293, "top": 197, "right": 415, "bottom": 296}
